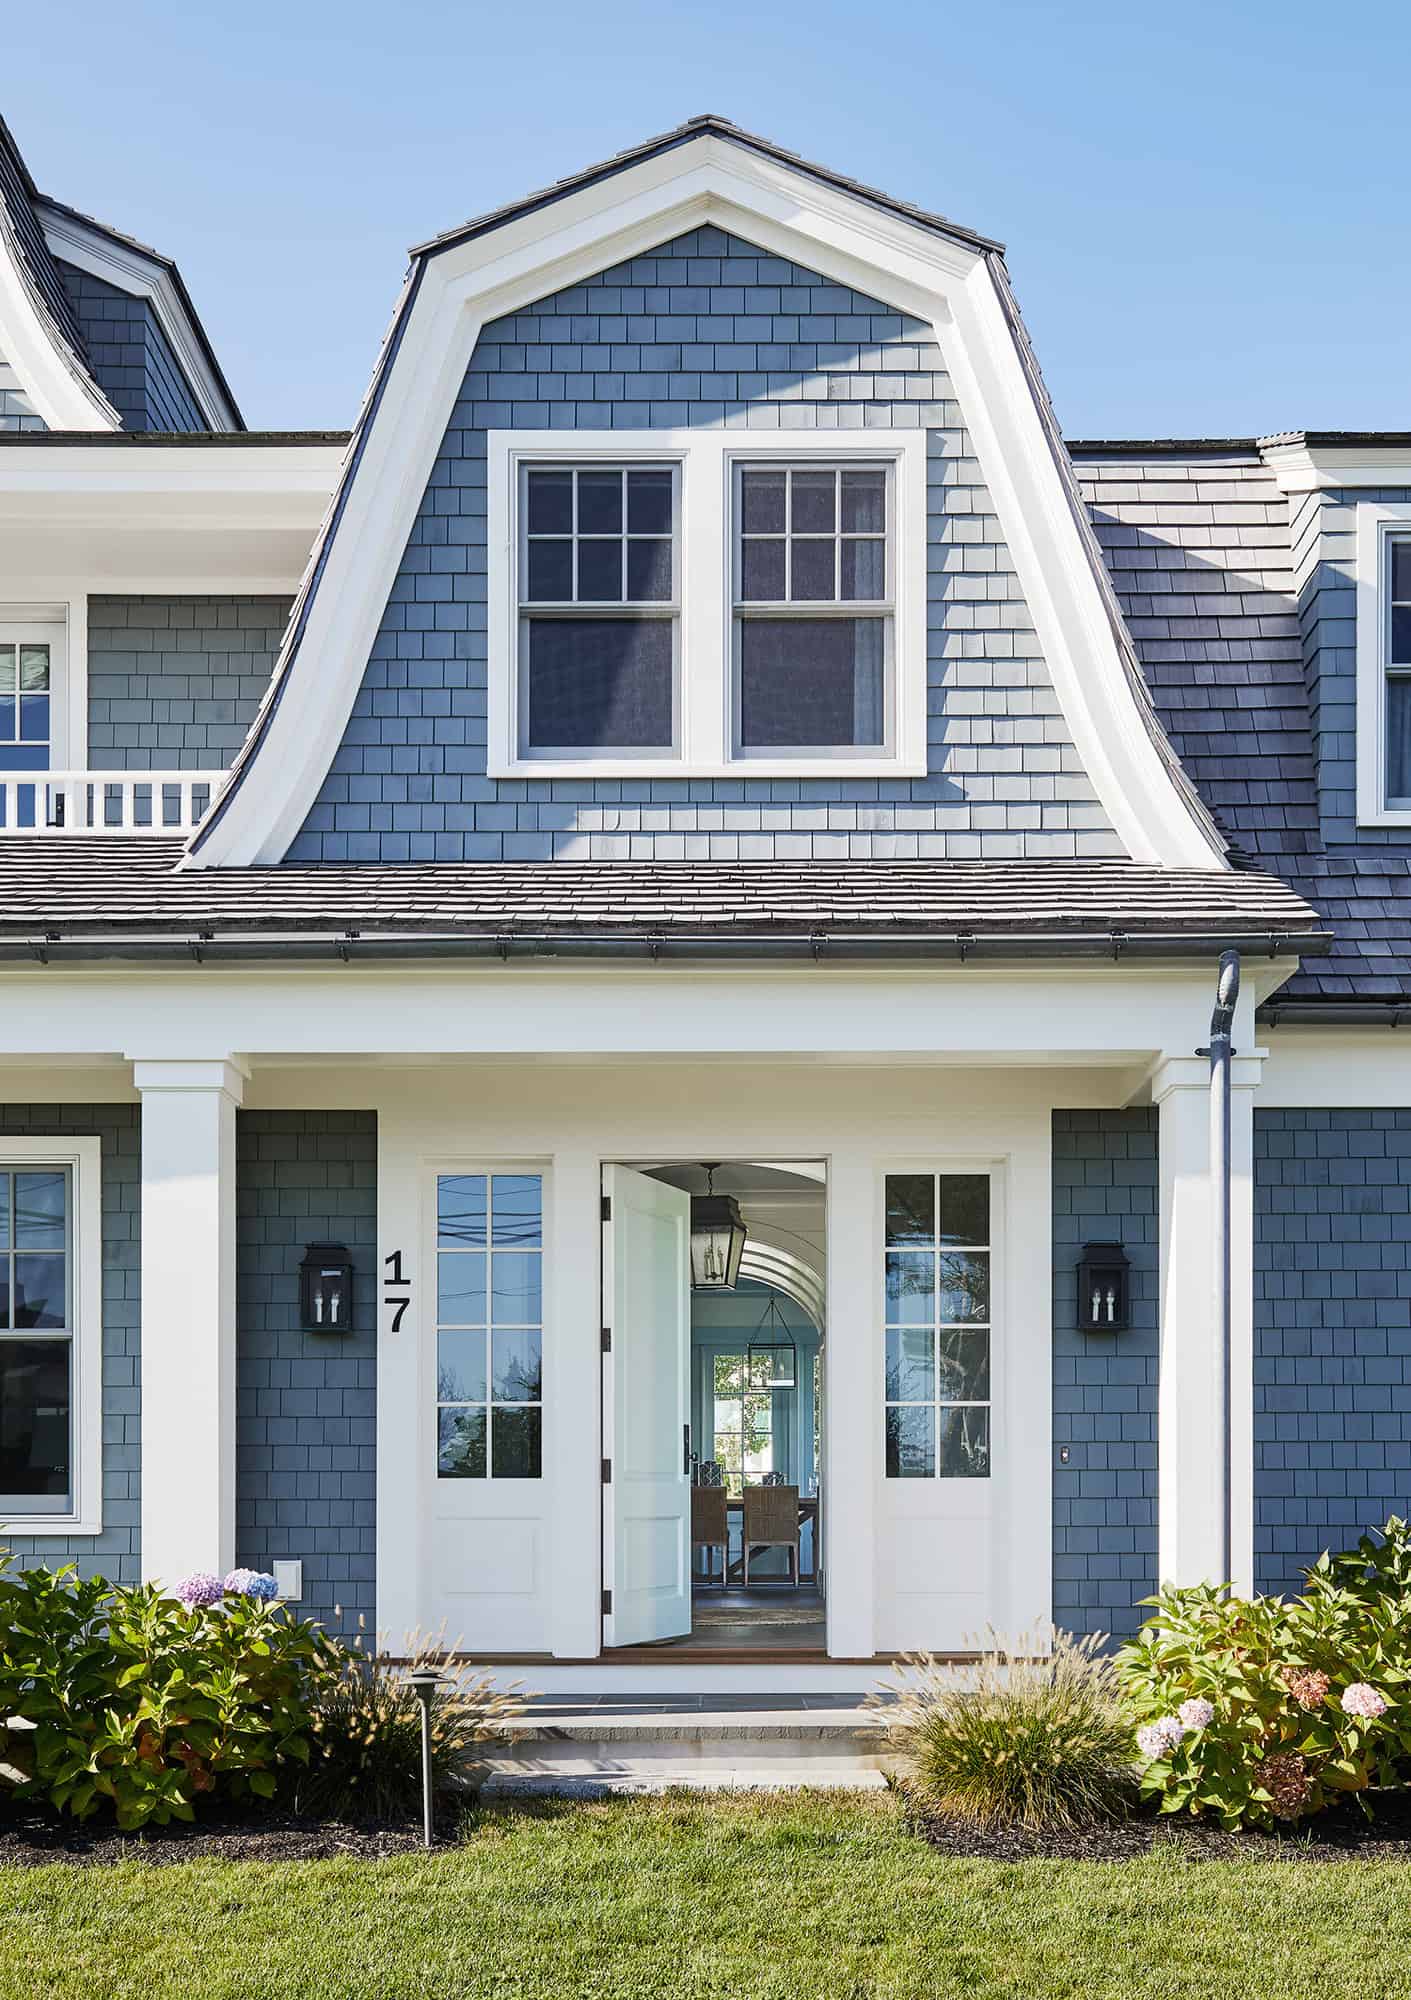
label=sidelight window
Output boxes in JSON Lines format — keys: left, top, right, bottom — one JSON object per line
{"left": 435, "top": 1172, "right": 544, "bottom": 1479}
{"left": 883, "top": 1171, "right": 991, "bottom": 1479}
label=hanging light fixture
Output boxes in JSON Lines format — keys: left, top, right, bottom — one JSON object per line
{"left": 690, "top": 1163, "right": 747, "bottom": 1290}
{"left": 747, "top": 1293, "right": 797, "bottom": 1389}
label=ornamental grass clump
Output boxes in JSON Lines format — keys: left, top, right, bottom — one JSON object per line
{"left": 293, "top": 1621, "right": 525, "bottom": 1822}
{"left": 872, "top": 1627, "right": 1135, "bottom": 1832}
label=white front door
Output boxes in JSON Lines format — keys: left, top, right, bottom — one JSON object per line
{"left": 603, "top": 1165, "right": 692, "bottom": 1647}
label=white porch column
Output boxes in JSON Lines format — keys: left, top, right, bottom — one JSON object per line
{"left": 1152, "top": 1052, "right": 1260, "bottom": 1596}
{"left": 548, "top": 1148, "right": 603, "bottom": 1658}
{"left": 825, "top": 1147, "right": 876, "bottom": 1658}
{"left": 135, "top": 1058, "right": 245, "bottom": 1588}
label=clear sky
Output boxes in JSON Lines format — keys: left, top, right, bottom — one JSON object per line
{"left": 8, "top": 0, "right": 1408, "bottom": 436}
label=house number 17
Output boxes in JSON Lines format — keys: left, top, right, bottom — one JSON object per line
{"left": 383, "top": 1250, "right": 411, "bottom": 1332}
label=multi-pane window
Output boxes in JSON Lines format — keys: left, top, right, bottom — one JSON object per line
{"left": 711, "top": 1351, "right": 775, "bottom": 1496}
{"left": 435, "top": 1173, "right": 543, "bottom": 1480}
{"left": 1386, "top": 536, "right": 1411, "bottom": 803}
{"left": 0, "top": 639, "right": 51, "bottom": 773}
{"left": 0, "top": 1166, "right": 71, "bottom": 1512}
{"left": 883, "top": 1172, "right": 991, "bottom": 1479}
{"left": 733, "top": 464, "right": 891, "bottom": 753}
{"left": 518, "top": 463, "right": 678, "bottom": 755}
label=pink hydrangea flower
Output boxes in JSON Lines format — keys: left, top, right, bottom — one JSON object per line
{"left": 1136, "top": 1716, "right": 1186, "bottom": 1760}
{"left": 174, "top": 1571, "right": 224, "bottom": 1608}
{"left": 1341, "top": 1682, "right": 1388, "bottom": 1720}
{"left": 1177, "top": 1697, "right": 1215, "bottom": 1731}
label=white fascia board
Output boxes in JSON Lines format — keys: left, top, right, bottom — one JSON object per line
{"left": 185, "top": 132, "right": 1224, "bottom": 870}
{"left": 1263, "top": 442, "right": 1411, "bottom": 493}
{"left": 0, "top": 225, "right": 117, "bottom": 431}
{"left": 0, "top": 441, "right": 341, "bottom": 504}
{"left": 36, "top": 201, "right": 239, "bottom": 431}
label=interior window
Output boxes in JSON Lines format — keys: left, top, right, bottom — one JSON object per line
{"left": 1386, "top": 535, "right": 1411, "bottom": 803}
{"left": 0, "top": 1166, "right": 72, "bottom": 1512}
{"left": 711, "top": 1349, "right": 775, "bottom": 1496}
{"left": 883, "top": 1172, "right": 991, "bottom": 1479}
{"left": 733, "top": 464, "right": 891, "bottom": 754}
{"left": 435, "top": 1172, "right": 543, "bottom": 1479}
{"left": 518, "top": 464, "right": 678, "bottom": 755}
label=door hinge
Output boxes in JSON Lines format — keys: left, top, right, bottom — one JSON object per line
{"left": 601, "top": 1457, "right": 612, "bottom": 1484}
{"left": 601, "top": 1326, "right": 612, "bottom": 1353}
{"left": 600, "top": 1194, "right": 612, "bottom": 1222}
{"left": 601, "top": 1588, "right": 612, "bottom": 1616}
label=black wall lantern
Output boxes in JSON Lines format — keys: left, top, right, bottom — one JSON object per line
{"left": 689, "top": 1163, "right": 747, "bottom": 1291}
{"left": 1077, "top": 1241, "right": 1130, "bottom": 1332}
{"left": 300, "top": 1242, "right": 354, "bottom": 1333}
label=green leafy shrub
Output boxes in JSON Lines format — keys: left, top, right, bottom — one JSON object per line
{"left": 1116, "top": 1580, "right": 1400, "bottom": 1828}
{"left": 873, "top": 1628, "right": 1135, "bottom": 1831}
{"left": 293, "top": 1623, "right": 525, "bottom": 1821}
{"left": 0, "top": 1554, "right": 343, "bottom": 1828}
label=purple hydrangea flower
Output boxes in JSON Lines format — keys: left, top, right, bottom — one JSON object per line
{"left": 174, "top": 1571, "right": 224, "bottom": 1608}
{"left": 224, "top": 1568, "right": 279, "bottom": 1601}
{"left": 1341, "top": 1682, "right": 1388, "bottom": 1720}
{"left": 1136, "top": 1716, "right": 1187, "bottom": 1761}
{"left": 1177, "top": 1697, "right": 1215, "bottom": 1731}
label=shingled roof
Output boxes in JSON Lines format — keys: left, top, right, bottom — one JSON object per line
{"left": 0, "top": 842, "right": 1322, "bottom": 964}
{"left": 1071, "top": 442, "right": 1411, "bottom": 1010}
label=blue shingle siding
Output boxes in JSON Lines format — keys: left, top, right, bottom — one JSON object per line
{"left": 1254, "top": 1108, "right": 1411, "bottom": 1595}
{"left": 289, "top": 226, "right": 1118, "bottom": 863}
{"left": 236, "top": 1111, "right": 376, "bottom": 1639}
{"left": 1, "top": 1105, "right": 141, "bottom": 1584}
{"left": 55, "top": 260, "right": 205, "bottom": 432}
{"left": 1052, "top": 1108, "right": 1158, "bottom": 1643}
{"left": 87, "top": 596, "right": 291, "bottom": 771}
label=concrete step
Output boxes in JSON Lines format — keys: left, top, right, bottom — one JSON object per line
{"left": 476, "top": 1696, "right": 896, "bottom": 1797}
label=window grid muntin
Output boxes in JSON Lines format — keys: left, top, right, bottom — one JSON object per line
{"left": 883, "top": 1171, "right": 992, "bottom": 1481}
{"left": 0, "top": 1163, "right": 73, "bottom": 1511}
{"left": 517, "top": 461, "right": 681, "bottom": 759}
{"left": 731, "top": 459, "right": 895, "bottom": 758}
{"left": 435, "top": 1172, "right": 544, "bottom": 1480}
{"left": 0, "top": 640, "right": 51, "bottom": 771}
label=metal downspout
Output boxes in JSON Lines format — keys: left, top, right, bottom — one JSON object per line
{"left": 1206, "top": 950, "right": 1240, "bottom": 1589}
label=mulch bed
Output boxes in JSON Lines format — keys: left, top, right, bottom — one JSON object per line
{"left": 902, "top": 1782, "right": 1411, "bottom": 1863}
{"left": 0, "top": 1803, "right": 446, "bottom": 1866}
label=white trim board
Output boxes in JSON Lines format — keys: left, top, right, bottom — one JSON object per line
{"left": 185, "top": 129, "right": 1224, "bottom": 871}
{"left": 36, "top": 200, "right": 240, "bottom": 432}
{"left": 0, "top": 221, "right": 117, "bottom": 433}
{"left": 0, "top": 1133, "right": 104, "bottom": 1537}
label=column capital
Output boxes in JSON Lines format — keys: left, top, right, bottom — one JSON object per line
{"left": 1148, "top": 1049, "right": 1266, "bottom": 1104}
{"left": 131, "top": 1057, "right": 248, "bottom": 1102}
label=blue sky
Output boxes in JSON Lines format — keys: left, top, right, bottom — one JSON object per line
{"left": 8, "top": 0, "right": 1408, "bottom": 435}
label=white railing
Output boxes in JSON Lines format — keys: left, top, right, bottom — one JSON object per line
{"left": 0, "top": 770, "right": 226, "bottom": 836}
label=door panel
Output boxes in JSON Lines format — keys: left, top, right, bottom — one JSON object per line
{"left": 605, "top": 1166, "right": 692, "bottom": 1646}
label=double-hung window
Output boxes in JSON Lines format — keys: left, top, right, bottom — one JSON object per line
{"left": 0, "top": 628, "right": 56, "bottom": 773}
{"left": 0, "top": 1140, "right": 100, "bottom": 1530}
{"left": 491, "top": 432, "right": 924, "bottom": 777}
{"left": 1385, "top": 534, "right": 1411, "bottom": 807}
{"left": 518, "top": 464, "right": 678, "bottom": 757}
{"left": 733, "top": 463, "right": 891, "bottom": 755}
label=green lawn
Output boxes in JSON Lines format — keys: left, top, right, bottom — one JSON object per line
{"left": 4, "top": 1791, "right": 1411, "bottom": 2000}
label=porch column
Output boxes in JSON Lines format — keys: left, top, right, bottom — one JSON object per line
{"left": 548, "top": 1148, "right": 603, "bottom": 1658}
{"left": 1152, "top": 1053, "right": 1260, "bottom": 1596}
{"left": 825, "top": 1147, "right": 876, "bottom": 1657}
{"left": 134, "top": 1058, "right": 245, "bottom": 1587}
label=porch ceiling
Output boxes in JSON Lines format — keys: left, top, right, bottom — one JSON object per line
{"left": 0, "top": 840, "right": 1325, "bottom": 965}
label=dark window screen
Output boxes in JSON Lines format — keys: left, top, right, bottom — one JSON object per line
{"left": 526, "top": 619, "right": 674, "bottom": 749}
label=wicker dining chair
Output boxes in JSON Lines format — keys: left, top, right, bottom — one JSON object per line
{"left": 741, "top": 1482, "right": 800, "bottom": 1587}
{"left": 691, "top": 1483, "right": 730, "bottom": 1586}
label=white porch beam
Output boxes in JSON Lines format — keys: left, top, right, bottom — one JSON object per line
{"left": 1152, "top": 1053, "right": 1261, "bottom": 1596}
{"left": 134, "top": 1057, "right": 245, "bottom": 1587}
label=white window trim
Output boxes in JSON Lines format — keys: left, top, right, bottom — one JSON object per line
{"left": 0, "top": 604, "right": 79, "bottom": 769}
{"left": 487, "top": 428, "right": 927, "bottom": 779}
{"left": 1355, "top": 503, "right": 1411, "bottom": 826}
{"left": 0, "top": 1135, "right": 103, "bottom": 1537}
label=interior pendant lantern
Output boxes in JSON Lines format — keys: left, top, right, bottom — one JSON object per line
{"left": 690, "top": 1163, "right": 747, "bottom": 1291}
{"left": 747, "top": 1294, "right": 797, "bottom": 1388}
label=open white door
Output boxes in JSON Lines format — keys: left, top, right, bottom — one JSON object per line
{"left": 603, "top": 1165, "right": 692, "bottom": 1647}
